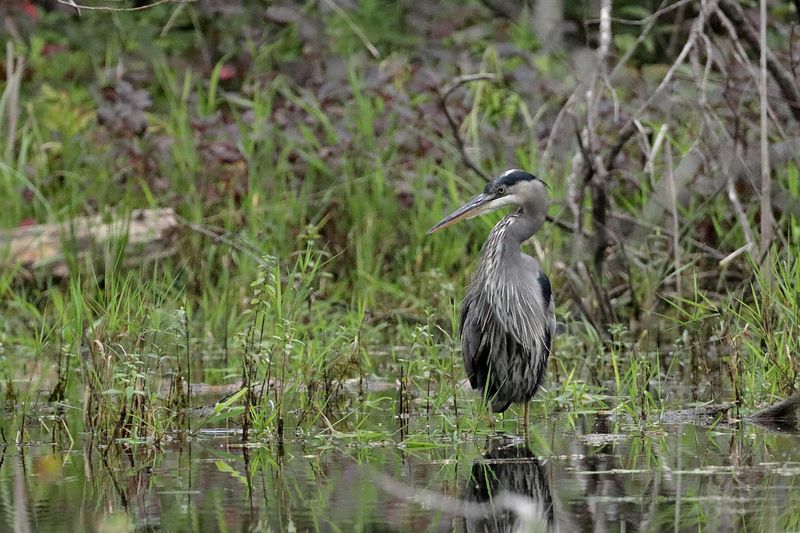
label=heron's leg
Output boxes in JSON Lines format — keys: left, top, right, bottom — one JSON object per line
{"left": 488, "top": 409, "right": 495, "bottom": 432}
{"left": 523, "top": 402, "right": 530, "bottom": 440}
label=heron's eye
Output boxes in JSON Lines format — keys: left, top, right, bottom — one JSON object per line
{"left": 497, "top": 185, "right": 507, "bottom": 195}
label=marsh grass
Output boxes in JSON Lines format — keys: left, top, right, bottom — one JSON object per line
{"left": 1, "top": 4, "right": 799, "bottom": 452}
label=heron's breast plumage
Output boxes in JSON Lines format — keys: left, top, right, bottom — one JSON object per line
{"left": 474, "top": 215, "right": 550, "bottom": 351}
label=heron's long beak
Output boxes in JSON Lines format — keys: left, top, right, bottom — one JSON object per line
{"left": 427, "top": 193, "right": 494, "bottom": 234}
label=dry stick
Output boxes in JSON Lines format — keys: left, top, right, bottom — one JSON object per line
{"left": 579, "top": 0, "right": 714, "bottom": 264}
{"left": 565, "top": 131, "right": 587, "bottom": 238}
{"left": 551, "top": 0, "right": 686, "bottom": 168}
{"left": 597, "top": 0, "right": 619, "bottom": 122}
{"left": 566, "top": 0, "right": 613, "bottom": 245}
{"left": 609, "top": 0, "right": 666, "bottom": 78}
{"left": 604, "top": 123, "right": 638, "bottom": 178}
{"left": 438, "top": 74, "right": 496, "bottom": 182}
{"left": 545, "top": 214, "right": 578, "bottom": 234}
{"left": 4, "top": 43, "right": 22, "bottom": 163}
{"left": 56, "top": 0, "right": 189, "bottom": 14}
{"left": 372, "top": 471, "right": 549, "bottom": 526}
{"left": 542, "top": 91, "right": 577, "bottom": 168}
{"left": 758, "top": 0, "right": 772, "bottom": 265}
{"left": 564, "top": 270, "right": 604, "bottom": 338}
{"left": 176, "top": 216, "right": 272, "bottom": 268}
{"left": 583, "top": 123, "right": 638, "bottom": 272}
{"left": 667, "top": 1, "right": 690, "bottom": 58}
{"left": 626, "top": 0, "right": 717, "bottom": 135}
{"left": 712, "top": 9, "right": 787, "bottom": 142}
{"left": 700, "top": 39, "right": 794, "bottom": 261}
{"left": 693, "top": 24, "right": 777, "bottom": 258}
{"left": 322, "top": 0, "right": 380, "bottom": 60}
{"left": 719, "top": 242, "right": 754, "bottom": 267}
{"left": 644, "top": 123, "right": 669, "bottom": 180}
{"left": 664, "top": 139, "right": 682, "bottom": 295}
{"left": 717, "top": 0, "right": 800, "bottom": 124}
{"left": 610, "top": 211, "right": 728, "bottom": 259}
{"left": 582, "top": 0, "right": 646, "bottom": 272}
{"left": 727, "top": 146, "right": 756, "bottom": 252}
{"left": 595, "top": 0, "right": 694, "bottom": 27}
{"left": 715, "top": 27, "right": 789, "bottom": 146}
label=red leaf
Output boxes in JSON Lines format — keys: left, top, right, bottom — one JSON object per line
{"left": 22, "top": 1, "right": 39, "bottom": 20}
{"left": 218, "top": 64, "right": 238, "bottom": 81}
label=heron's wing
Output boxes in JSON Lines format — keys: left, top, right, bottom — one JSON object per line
{"left": 537, "top": 271, "right": 555, "bottom": 356}
{"left": 460, "top": 266, "right": 554, "bottom": 409}
{"left": 460, "top": 288, "right": 485, "bottom": 390}
{"left": 460, "top": 286, "right": 513, "bottom": 413}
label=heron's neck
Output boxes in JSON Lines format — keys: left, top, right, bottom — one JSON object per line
{"left": 480, "top": 208, "right": 545, "bottom": 276}
{"left": 500, "top": 204, "right": 546, "bottom": 248}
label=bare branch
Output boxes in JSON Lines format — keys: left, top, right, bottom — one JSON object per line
{"left": 758, "top": 0, "right": 772, "bottom": 262}
{"left": 631, "top": 0, "right": 717, "bottom": 122}
{"left": 56, "top": 0, "right": 191, "bottom": 14}
{"left": 438, "top": 74, "right": 497, "bottom": 182}
{"left": 717, "top": 0, "right": 800, "bottom": 123}
{"left": 719, "top": 242, "right": 754, "bottom": 267}
{"left": 176, "top": 216, "right": 273, "bottom": 268}
{"left": 321, "top": 0, "right": 380, "bottom": 59}
{"left": 726, "top": 144, "right": 756, "bottom": 250}
{"left": 665, "top": 138, "right": 682, "bottom": 295}
{"left": 372, "top": 472, "right": 550, "bottom": 527}
{"left": 610, "top": 0, "right": 669, "bottom": 78}
{"left": 587, "top": 0, "right": 694, "bottom": 27}
{"left": 3, "top": 43, "right": 23, "bottom": 163}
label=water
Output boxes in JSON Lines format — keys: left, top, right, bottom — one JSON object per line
{"left": 2, "top": 409, "right": 799, "bottom": 532}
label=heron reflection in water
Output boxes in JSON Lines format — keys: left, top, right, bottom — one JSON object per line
{"left": 463, "top": 438, "right": 555, "bottom": 532}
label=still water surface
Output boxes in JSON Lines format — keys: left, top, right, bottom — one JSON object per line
{"left": 1, "top": 410, "right": 799, "bottom": 532}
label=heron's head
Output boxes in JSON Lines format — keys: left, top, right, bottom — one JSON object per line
{"left": 427, "top": 169, "right": 548, "bottom": 234}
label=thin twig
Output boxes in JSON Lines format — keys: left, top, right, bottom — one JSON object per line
{"left": 4, "top": 43, "right": 23, "bottom": 163}
{"left": 56, "top": 0, "right": 190, "bottom": 14}
{"left": 631, "top": 0, "right": 717, "bottom": 125}
{"left": 438, "top": 74, "right": 496, "bottom": 182}
{"left": 717, "top": 0, "right": 800, "bottom": 123}
{"left": 664, "top": 138, "right": 682, "bottom": 295}
{"left": 597, "top": 0, "right": 612, "bottom": 62}
{"left": 719, "top": 242, "right": 754, "bottom": 267}
{"left": 644, "top": 123, "right": 668, "bottom": 179}
{"left": 726, "top": 144, "right": 756, "bottom": 251}
{"left": 712, "top": 8, "right": 786, "bottom": 138}
{"left": 541, "top": 91, "right": 578, "bottom": 167}
{"left": 568, "top": 0, "right": 616, "bottom": 265}
{"left": 610, "top": 0, "right": 669, "bottom": 78}
{"left": 609, "top": 212, "right": 727, "bottom": 260}
{"left": 565, "top": 126, "right": 588, "bottom": 238}
{"left": 564, "top": 268, "right": 604, "bottom": 338}
{"left": 321, "top": 0, "right": 380, "bottom": 59}
{"left": 546, "top": 214, "right": 581, "bottom": 235}
{"left": 587, "top": 0, "right": 694, "bottom": 27}
{"left": 758, "top": 0, "right": 772, "bottom": 264}
{"left": 604, "top": 121, "right": 638, "bottom": 173}
{"left": 176, "top": 216, "right": 272, "bottom": 268}
{"left": 372, "top": 472, "right": 549, "bottom": 526}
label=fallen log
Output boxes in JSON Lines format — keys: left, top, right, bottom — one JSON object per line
{"left": 748, "top": 393, "right": 800, "bottom": 431}
{"left": 0, "top": 208, "right": 178, "bottom": 279}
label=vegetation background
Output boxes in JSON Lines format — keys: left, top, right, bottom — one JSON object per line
{"left": 4, "top": 1, "right": 800, "bottom": 531}
{"left": 1, "top": 0, "right": 799, "bottom": 447}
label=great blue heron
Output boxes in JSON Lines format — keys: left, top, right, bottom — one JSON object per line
{"left": 428, "top": 169, "right": 554, "bottom": 433}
